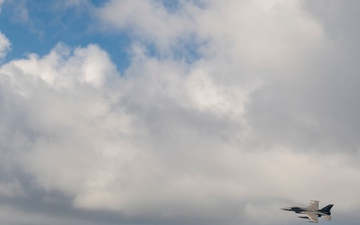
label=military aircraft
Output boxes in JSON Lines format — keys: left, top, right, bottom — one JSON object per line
{"left": 282, "top": 200, "right": 334, "bottom": 223}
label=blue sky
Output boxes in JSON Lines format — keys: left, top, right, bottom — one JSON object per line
{"left": 0, "top": 0, "right": 132, "bottom": 71}
{"left": 1, "top": 1, "right": 360, "bottom": 225}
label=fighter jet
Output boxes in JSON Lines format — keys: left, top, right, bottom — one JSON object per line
{"left": 282, "top": 200, "right": 334, "bottom": 223}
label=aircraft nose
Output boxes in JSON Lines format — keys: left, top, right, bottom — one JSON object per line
{"left": 281, "top": 207, "right": 291, "bottom": 211}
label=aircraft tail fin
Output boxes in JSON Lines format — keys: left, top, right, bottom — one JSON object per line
{"left": 321, "top": 204, "right": 334, "bottom": 215}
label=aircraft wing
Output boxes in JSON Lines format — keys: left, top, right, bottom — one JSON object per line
{"left": 305, "top": 213, "right": 319, "bottom": 223}
{"left": 307, "top": 200, "right": 319, "bottom": 210}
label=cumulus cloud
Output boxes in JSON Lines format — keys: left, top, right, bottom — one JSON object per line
{"left": 1, "top": 0, "right": 360, "bottom": 225}
{"left": 0, "top": 41, "right": 252, "bottom": 221}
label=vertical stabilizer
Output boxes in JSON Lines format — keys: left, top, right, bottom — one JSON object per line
{"left": 321, "top": 204, "right": 334, "bottom": 215}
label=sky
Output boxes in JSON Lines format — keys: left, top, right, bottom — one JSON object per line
{"left": 0, "top": 0, "right": 360, "bottom": 225}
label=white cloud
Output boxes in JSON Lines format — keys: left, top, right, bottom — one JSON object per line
{"left": 197, "top": 0, "right": 327, "bottom": 71}
{"left": 97, "top": 0, "right": 199, "bottom": 53}
{"left": 98, "top": 0, "right": 327, "bottom": 69}
{"left": 0, "top": 41, "right": 251, "bottom": 220}
{"left": 0, "top": 32, "right": 10, "bottom": 61}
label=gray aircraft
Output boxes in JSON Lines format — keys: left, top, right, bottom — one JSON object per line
{"left": 282, "top": 200, "right": 334, "bottom": 223}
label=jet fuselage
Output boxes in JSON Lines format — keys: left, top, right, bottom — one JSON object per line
{"left": 282, "top": 206, "right": 332, "bottom": 217}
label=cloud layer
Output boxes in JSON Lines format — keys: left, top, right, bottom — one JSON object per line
{"left": 1, "top": 0, "right": 360, "bottom": 224}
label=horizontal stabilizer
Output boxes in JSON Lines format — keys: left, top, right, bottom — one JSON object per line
{"left": 323, "top": 215, "right": 331, "bottom": 221}
{"left": 306, "top": 213, "right": 319, "bottom": 223}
